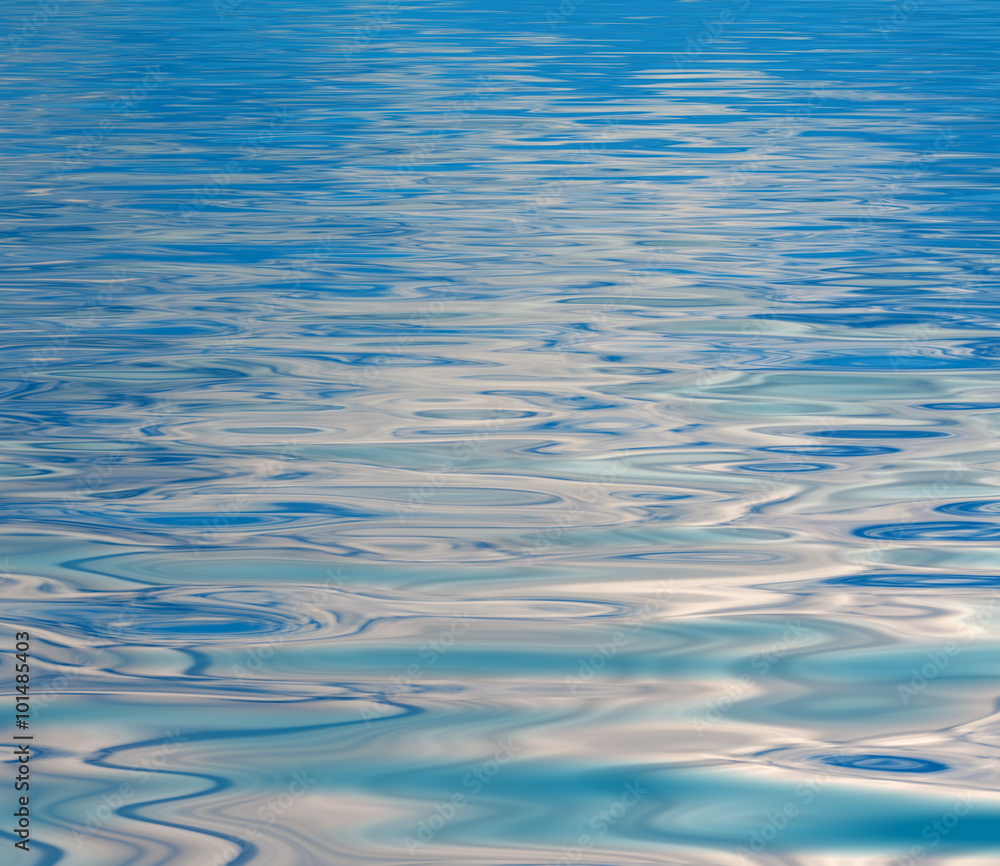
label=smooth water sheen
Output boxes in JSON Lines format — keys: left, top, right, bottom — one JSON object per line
{"left": 3, "top": 0, "right": 1000, "bottom": 863}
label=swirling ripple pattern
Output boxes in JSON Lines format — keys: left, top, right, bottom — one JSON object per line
{"left": 3, "top": 0, "right": 1000, "bottom": 863}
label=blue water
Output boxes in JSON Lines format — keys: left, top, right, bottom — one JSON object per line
{"left": 3, "top": 0, "right": 1000, "bottom": 862}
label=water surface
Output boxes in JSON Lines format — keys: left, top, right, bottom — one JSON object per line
{"left": 3, "top": 0, "right": 1000, "bottom": 863}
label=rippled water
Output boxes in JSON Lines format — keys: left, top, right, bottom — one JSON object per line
{"left": 4, "top": 0, "right": 1000, "bottom": 863}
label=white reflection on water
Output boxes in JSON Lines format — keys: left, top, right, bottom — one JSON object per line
{"left": 3, "top": 0, "right": 1000, "bottom": 862}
